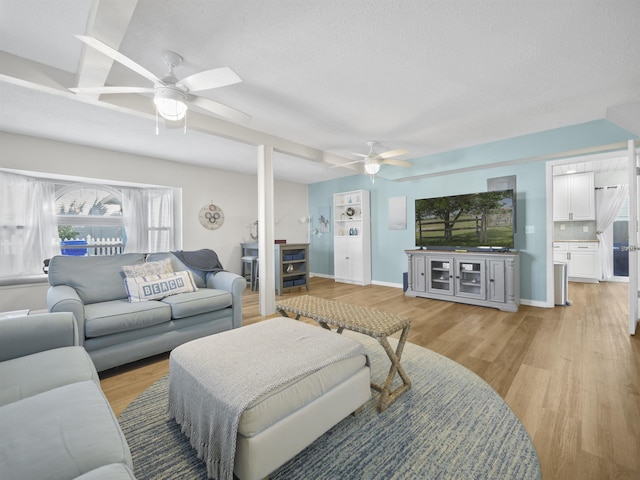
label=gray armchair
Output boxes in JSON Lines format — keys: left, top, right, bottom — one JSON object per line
{"left": 0, "top": 312, "right": 99, "bottom": 405}
{"left": 0, "top": 312, "right": 135, "bottom": 479}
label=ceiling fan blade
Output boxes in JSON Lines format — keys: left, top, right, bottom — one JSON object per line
{"left": 75, "top": 35, "right": 161, "bottom": 85}
{"left": 177, "top": 67, "right": 242, "bottom": 92}
{"left": 329, "top": 159, "right": 365, "bottom": 168}
{"left": 379, "top": 148, "right": 408, "bottom": 159}
{"left": 350, "top": 153, "right": 368, "bottom": 158}
{"left": 70, "top": 86, "right": 153, "bottom": 95}
{"left": 382, "top": 158, "right": 413, "bottom": 167}
{"left": 189, "top": 95, "right": 252, "bottom": 124}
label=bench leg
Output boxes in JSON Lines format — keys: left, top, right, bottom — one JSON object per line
{"left": 370, "top": 325, "right": 412, "bottom": 412}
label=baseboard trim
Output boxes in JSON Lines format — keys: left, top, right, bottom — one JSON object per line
{"left": 310, "top": 274, "right": 549, "bottom": 309}
{"left": 372, "top": 280, "right": 403, "bottom": 289}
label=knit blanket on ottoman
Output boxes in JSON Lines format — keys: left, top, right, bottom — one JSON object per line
{"left": 168, "top": 317, "right": 367, "bottom": 480}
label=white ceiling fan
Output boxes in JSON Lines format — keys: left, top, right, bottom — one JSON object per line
{"left": 69, "top": 35, "right": 251, "bottom": 125}
{"left": 332, "top": 141, "right": 412, "bottom": 181}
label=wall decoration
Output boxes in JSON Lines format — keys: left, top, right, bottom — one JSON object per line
{"left": 199, "top": 203, "right": 224, "bottom": 230}
{"left": 317, "top": 207, "right": 331, "bottom": 233}
{"left": 388, "top": 196, "right": 407, "bottom": 230}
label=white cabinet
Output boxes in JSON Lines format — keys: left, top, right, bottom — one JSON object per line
{"left": 406, "top": 250, "right": 520, "bottom": 312}
{"left": 333, "top": 190, "right": 371, "bottom": 285}
{"left": 553, "top": 242, "right": 599, "bottom": 282}
{"left": 553, "top": 172, "right": 595, "bottom": 221}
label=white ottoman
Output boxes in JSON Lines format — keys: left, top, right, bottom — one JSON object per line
{"left": 168, "top": 317, "right": 371, "bottom": 480}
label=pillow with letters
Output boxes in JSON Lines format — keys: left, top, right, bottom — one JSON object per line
{"left": 122, "top": 259, "right": 173, "bottom": 278}
{"left": 124, "top": 271, "right": 198, "bottom": 302}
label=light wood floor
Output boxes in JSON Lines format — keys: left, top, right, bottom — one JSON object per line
{"left": 100, "top": 278, "right": 640, "bottom": 480}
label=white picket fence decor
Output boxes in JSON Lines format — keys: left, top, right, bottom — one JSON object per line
{"left": 60, "top": 235, "right": 124, "bottom": 256}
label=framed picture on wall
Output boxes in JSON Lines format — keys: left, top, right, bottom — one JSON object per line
{"left": 318, "top": 206, "right": 331, "bottom": 233}
{"left": 388, "top": 196, "right": 407, "bottom": 230}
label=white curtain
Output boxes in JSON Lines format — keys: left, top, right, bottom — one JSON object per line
{"left": 121, "top": 187, "right": 149, "bottom": 253}
{"left": 596, "top": 184, "right": 628, "bottom": 280}
{"left": 121, "top": 187, "right": 174, "bottom": 253}
{"left": 0, "top": 171, "right": 59, "bottom": 277}
{"left": 146, "top": 188, "right": 174, "bottom": 252}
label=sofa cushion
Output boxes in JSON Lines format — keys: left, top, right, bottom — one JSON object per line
{"left": 146, "top": 252, "right": 208, "bottom": 288}
{"left": 85, "top": 299, "right": 171, "bottom": 338}
{"left": 122, "top": 258, "right": 173, "bottom": 278}
{"left": 0, "top": 346, "right": 98, "bottom": 406}
{"left": 48, "top": 253, "right": 146, "bottom": 304}
{"left": 161, "top": 288, "right": 232, "bottom": 319}
{"left": 74, "top": 463, "right": 136, "bottom": 480}
{"left": 124, "top": 271, "right": 198, "bottom": 302}
{"left": 0, "top": 381, "right": 132, "bottom": 480}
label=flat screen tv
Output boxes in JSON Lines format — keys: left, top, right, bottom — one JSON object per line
{"left": 415, "top": 189, "right": 515, "bottom": 250}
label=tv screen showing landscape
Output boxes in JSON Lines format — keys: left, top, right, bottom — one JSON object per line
{"left": 415, "top": 189, "right": 514, "bottom": 249}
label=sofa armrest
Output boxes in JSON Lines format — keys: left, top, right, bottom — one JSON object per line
{"left": 0, "top": 312, "right": 78, "bottom": 362}
{"left": 47, "top": 285, "right": 86, "bottom": 344}
{"left": 207, "top": 271, "right": 246, "bottom": 329}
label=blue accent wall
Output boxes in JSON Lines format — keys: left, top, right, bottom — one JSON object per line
{"left": 309, "top": 120, "right": 637, "bottom": 303}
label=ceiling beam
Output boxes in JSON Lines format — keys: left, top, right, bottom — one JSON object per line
{"left": 74, "top": 0, "right": 140, "bottom": 97}
{"left": 0, "top": 50, "right": 349, "bottom": 167}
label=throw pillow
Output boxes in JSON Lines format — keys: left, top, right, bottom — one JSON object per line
{"left": 124, "top": 271, "right": 198, "bottom": 302}
{"left": 122, "top": 259, "right": 173, "bottom": 278}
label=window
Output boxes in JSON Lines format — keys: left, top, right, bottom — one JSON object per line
{"left": 0, "top": 170, "right": 180, "bottom": 279}
{"left": 56, "top": 184, "right": 125, "bottom": 255}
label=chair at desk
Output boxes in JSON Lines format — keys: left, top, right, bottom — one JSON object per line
{"left": 242, "top": 255, "right": 259, "bottom": 291}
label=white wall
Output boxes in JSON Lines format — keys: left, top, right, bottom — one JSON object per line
{"left": 0, "top": 132, "right": 309, "bottom": 311}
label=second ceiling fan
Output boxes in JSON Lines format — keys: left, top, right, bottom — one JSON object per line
{"left": 333, "top": 141, "right": 412, "bottom": 181}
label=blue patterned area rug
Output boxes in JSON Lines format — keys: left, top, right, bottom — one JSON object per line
{"left": 119, "top": 332, "right": 541, "bottom": 479}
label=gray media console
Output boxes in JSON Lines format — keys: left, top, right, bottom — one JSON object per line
{"left": 405, "top": 249, "right": 520, "bottom": 312}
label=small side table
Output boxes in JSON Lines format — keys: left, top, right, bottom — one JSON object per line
{"left": 276, "top": 295, "right": 411, "bottom": 412}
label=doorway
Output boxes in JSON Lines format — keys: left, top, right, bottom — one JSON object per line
{"left": 548, "top": 151, "right": 629, "bottom": 301}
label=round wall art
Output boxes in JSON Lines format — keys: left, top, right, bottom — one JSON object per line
{"left": 199, "top": 203, "right": 224, "bottom": 230}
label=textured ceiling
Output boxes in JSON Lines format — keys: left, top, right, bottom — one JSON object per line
{"left": 1, "top": 0, "right": 639, "bottom": 183}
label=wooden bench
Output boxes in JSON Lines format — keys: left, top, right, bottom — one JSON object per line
{"left": 276, "top": 295, "right": 412, "bottom": 412}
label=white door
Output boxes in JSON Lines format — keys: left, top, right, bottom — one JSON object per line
{"left": 346, "top": 236, "right": 364, "bottom": 283}
{"left": 628, "top": 140, "right": 639, "bottom": 335}
{"left": 333, "top": 237, "right": 350, "bottom": 281}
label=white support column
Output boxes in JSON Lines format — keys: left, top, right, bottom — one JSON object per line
{"left": 257, "top": 144, "right": 276, "bottom": 315}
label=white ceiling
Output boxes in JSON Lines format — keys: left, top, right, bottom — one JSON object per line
{"left": 1, "top": 0, "right": 640, "bottom": 184}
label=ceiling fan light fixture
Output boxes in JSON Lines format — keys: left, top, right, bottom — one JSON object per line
{"left": 154, "top": 86, "right": 188, "bottom": 121}
{"left": 364, "top": 160, "right": 381, "bottom": 175}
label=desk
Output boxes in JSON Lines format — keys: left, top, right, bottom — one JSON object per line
{"left": 276, "top": 295, "right": 411, "bottom": 412}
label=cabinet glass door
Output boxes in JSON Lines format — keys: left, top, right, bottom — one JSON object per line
{"left": 427, "top": 258, "right": 454, "bottom": 295}
{"left": 455, "top": 259, "right": 486, "bottom": 299}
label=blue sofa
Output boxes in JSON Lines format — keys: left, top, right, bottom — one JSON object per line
{"left": 0, "top": 312, "right": 135, "bottom": 479}
{"left": 47, "top": 251, "right": 246, "bottom": 372}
